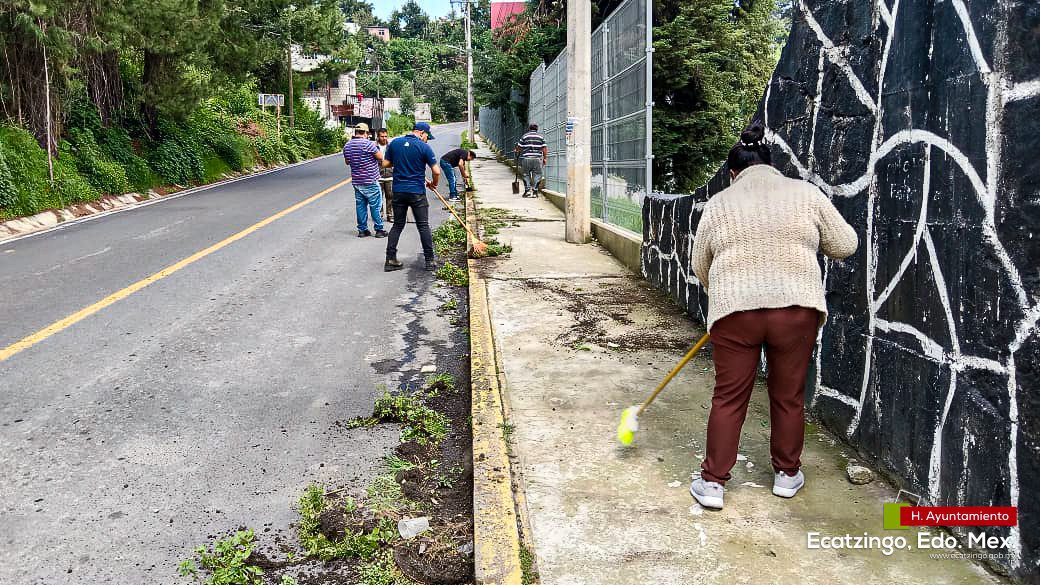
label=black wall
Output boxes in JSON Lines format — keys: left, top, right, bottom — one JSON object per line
{"left": 642, "top": 1, "right": 1038, "bottom": 580}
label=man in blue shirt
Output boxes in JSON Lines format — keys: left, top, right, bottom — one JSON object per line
{"left": 381, "top": 122, "right": 442, "bottom": 271}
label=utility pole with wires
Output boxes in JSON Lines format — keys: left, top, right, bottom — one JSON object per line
{"left": 465, "top": 0, "right": 474, "bottom": 142}
{"left": 287, "top": 4, "right": 296, "bottom": 128}
{"left": 451, "top": 0, "right": 475, "bottom": 142}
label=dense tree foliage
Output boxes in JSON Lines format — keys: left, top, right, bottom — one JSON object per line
{"left": 355, "top": 0, "right": 488, "bottom": 123}
{"left": 0, "top": 0, "right": 359, "bottom": 218}
{"left": 474, "top": 0, "right": 785, "bottom": 192}
{"left": 653, "top": 0, "right": 783, "bottom": 191}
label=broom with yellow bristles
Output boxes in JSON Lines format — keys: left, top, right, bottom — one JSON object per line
{"left": 617, "top": 333, "right": 711, "bottom": 445}
{"left": 429, "top": 186, "right": 488, "bottom": 258}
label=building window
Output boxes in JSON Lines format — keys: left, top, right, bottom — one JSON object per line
{"left": 331, "top": 78, "right": 340, "bottom": 88}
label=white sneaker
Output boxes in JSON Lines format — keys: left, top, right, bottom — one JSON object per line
{"left": 690, "top": 478, "right": 724, "bottom": 509}
{"left": 772, "top": 470, "right": 805, "bottom": 498}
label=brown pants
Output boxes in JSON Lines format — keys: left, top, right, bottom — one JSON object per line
{"left": 701, "top": 306, "right": 819, "bottom": 485}
{"left": 380, "top": 180, "right": 394, "bottom": 222}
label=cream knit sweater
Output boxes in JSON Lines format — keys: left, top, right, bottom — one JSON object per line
{"left": 691, "top": 164, "right": 859, "bottom": 331}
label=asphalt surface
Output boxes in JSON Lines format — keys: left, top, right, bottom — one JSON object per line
{"left": 0, "top": 121, "right": 469, "bottom": 584}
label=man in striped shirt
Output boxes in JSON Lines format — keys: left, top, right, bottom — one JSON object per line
{"left": 343, "top": 123, "right": 387, "bottom": 238}
{"left": 514, "top": 124, "right": 548, "bottom": 198}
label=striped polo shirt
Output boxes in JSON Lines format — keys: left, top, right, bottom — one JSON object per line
{"left": 516, "top": 131, "right": 546, "bottom": 159}
{"left": 343, "top": 137, "right": 380, "bottom": 185}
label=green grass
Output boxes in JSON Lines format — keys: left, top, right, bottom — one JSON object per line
{"left": 425, "top": 372, "right": 456, "bottom": 394}
{"left": 373, "top": 391, "right": 450, "bottom": 444}
{"left": 484, "top": 239, "right": 512, "bottom": 257}
{"left": 385, "top": 454, "right": 417, "bottom": 472}
{"left": 520, "top": 544, "right": 538, "bottom": 585}
{"left": 202, "top": 154, "right": 233, "bottom": 183}
{"left": 432, "top": 221, "right": 468, "bottom": 256}
{"left": 434, "top": 261, "right": 468, "bottom": 287}
{"left": 438, "top": 298, "right": 458, "bottom": 312}
{"left": 179, "top": 529, "right": 264, "bottom": 585}
{"left": 295, "top": 484, "right": 396, "bottom": 562}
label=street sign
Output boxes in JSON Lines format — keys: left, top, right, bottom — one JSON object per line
{"left": 258, "top": 93, "right": 285, "bottom": 107}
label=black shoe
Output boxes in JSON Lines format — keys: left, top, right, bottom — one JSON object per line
{"left": 358, "top": 229, "right": 372, "bottom": 238}
{"left": 384, "top": 258, "right": 404, "bottom": 272}
{"left": 425, "top": 259, "right": 438, "bottom": 271}
{"left": 374, "top": 229, "right": 388, "bottom": 238}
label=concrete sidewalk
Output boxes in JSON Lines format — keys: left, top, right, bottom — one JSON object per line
{"left": 467, "top": 140, "right": 1003, "bottom": 585}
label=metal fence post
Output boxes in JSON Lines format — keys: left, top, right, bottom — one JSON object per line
{"left": 645, "top": 0, "right": 654, "bottom": 197}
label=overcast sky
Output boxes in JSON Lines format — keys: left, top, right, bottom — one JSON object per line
{"left": 373, "top": 0, "right": 455, "bottom": 20}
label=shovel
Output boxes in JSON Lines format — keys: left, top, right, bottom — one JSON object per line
{"left": 512, "top": 157, "right": 521, "bottom": 194}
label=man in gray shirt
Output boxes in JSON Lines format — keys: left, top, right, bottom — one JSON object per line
{"left": 514, "top": 124, "right": 548, "bottom": 197}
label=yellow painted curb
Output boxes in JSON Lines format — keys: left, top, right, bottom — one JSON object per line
{"left": 467, "top": 197, "right": 524, "bottom": 585}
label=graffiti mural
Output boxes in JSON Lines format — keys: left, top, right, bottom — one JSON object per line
{"left": 642, "top": 1, "right": 1038, "bottom": 580}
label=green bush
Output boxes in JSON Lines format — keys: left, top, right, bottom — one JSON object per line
{"left": 149, "top": 122, "right": 205, "bottom": 185}
{"left": 187, "top": 105, "right": 247, "bottom": 171}
{"left": 99, "top": 127, "right": 156, "bottom": 191}
{"left": 68, "top": 129, "right": 131, "bottom": 195}
{"left": 0, "top": 125, "right": 49, "bottom": 212}
{"left": 385, "top": 112, "right": 414, "bottom": 138}
{"left": 251, "top": 134, "right": 281, "bottom": 166}
{"left": 0, "top": 144, "right": 17, "bottom": 210}
{"left": 53, "top": 150, "right": 100, "bottom": 205}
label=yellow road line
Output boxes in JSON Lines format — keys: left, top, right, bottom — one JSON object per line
{"left": 0, "top": 177, "right": 352, "bottom": 363}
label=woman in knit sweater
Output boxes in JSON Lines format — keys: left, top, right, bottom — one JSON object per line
{"left": 688, "top": 123, "right": 858, "bottom": 510}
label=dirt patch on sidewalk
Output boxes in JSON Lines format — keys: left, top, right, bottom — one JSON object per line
{"left": 516, "top": 276, "right": 702, "bottom": 354}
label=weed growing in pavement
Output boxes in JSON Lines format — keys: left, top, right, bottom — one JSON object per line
{"left": 484, "top": 239, "right": 512, "bottom": 257}
{"left": 385, "top": 454, "right": 416, "bottom": 472}
{"left": 179, "top": 529, "right": 264, "bottom": 585}
{"left": 435, "top": 261, "right": 468, "bottom": 287}
{"left": 279, "top": 577, "right": 298, "bottom": 585}
{"left": 435, "top": 464, "right": 466, "bottom": 489}
{"left": 438, "top": 298, "right": 458, "bottom": 312}
{"left": 366, "top": 472, "right": 420, "bottom": 515}
{"left": 432, "top": 221, "right": 467, "bottom": 256}
{"left": 499, "top": 422, "right": 515, "bottom": 442}
{"left": 425, "top": 372, "right": 456, "bottom": 394}
{"left": 373, "top": 392, "right": 450, "bottom": 444}
{"left": 296, "top": 484, "right": 396, "bottom": 562}
{"left": 520, "top": 545, "right": 538, "bottom": 585}
{"left": 357, "top": 550, "right": 416, "bottom": 585}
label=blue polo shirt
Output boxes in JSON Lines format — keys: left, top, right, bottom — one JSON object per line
{"left": 384, "top": 134, "right": 437, "bottom": 194}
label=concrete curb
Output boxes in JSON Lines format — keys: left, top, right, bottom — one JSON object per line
{"left": 0, "top": 153, "right": 339, "bottom": 245}
{"left": 466, "top": 192, "right": 524, "bottom": 585}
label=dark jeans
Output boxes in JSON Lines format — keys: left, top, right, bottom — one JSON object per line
{"left": 700, "top": 306, "right": 820, "bottom": 485}
{"left": 386, "top": 192, "right": 434, "bottom": 261}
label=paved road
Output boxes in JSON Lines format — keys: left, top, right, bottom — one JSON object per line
{"left": 0, "top": 122, "right": 468, "bottom": 584}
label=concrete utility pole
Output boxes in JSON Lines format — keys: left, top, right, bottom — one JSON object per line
{"left": 465, "top": 0, "right": 474, "bottom": 142}
{"left": 287, "top": 5, "right": 295, "bottom": 128}
{"left": 566, "top": 0, "right": 591, "bottom": 243}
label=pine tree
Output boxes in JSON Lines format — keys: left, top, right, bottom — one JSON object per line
{"left": 652, "top": 0, "right": 783, "bottom": 192}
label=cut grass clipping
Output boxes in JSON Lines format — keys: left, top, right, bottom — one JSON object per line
{"left": 433, "top": 221, "right": 467, "bottom": 256}
{"left": 435, "top": 261, "right": 468, "bottom": 287}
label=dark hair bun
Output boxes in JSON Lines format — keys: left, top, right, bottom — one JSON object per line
{"left": 740, "top": 122, "right": 766, "bottom": 145}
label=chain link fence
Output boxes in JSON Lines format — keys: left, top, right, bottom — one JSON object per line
{"left": 478, "top": 0, "right": 652, "bottom": 234}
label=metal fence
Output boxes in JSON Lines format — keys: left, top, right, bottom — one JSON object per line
{"left": 478, "top": 0, "right": 652, "bottom": 234}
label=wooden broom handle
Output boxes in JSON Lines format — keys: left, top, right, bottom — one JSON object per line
{"left": 429, "top": 187, "right": 481, "bottom": 242}
{"left": 638, "top": 333, "right": 711, "bottom": 415}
